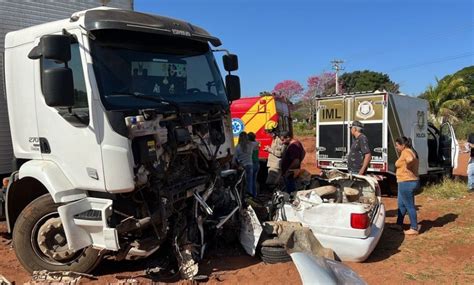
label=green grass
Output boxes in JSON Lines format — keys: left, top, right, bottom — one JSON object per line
{"left": 293, "top": 122, "right": 315, "bottom": 136}
{"left": 421, "top": 177, "right": 468, "bottom": 199}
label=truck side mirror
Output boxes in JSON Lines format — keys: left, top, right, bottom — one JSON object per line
{"left": 42, "top": 67, "right": 75, "bottom": 107}
{"left": 29, "top": 35, "right": 71, "bottom": 62}
{"left": 226, "top": 75, "right": 241, "bottom": 101}
{"left": 223, "top": 54, "right": 238, "bottom": 72}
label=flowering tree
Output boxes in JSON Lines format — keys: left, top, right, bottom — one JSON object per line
{"left": 272, "top": 80, "right": 303, "bottom": 102}
{"left": 302, "top": 72, "right": 336, "bottom": 125}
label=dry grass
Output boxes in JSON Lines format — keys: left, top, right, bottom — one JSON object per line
{"left": 421, "top": 177, "right": 468, "bottom": 199}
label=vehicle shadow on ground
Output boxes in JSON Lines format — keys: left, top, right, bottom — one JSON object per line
{"left": 93, "top": 243, "right": 259, "bottom": 283}
{"left": 364, "top": 223, "right": 405, "bottom": 263}
{"left": 366, "top": 213, "right": 458, "bottom": 263}
{"left": 197, "top": 254, "right": 261, "bottom": 280}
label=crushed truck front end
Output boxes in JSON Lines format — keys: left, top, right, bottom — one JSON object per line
{"left": 4, "top": 7, "right": 244, "bottom": 279}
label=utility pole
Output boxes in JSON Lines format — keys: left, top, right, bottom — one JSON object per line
{"left": 331, "top": 59, "right": 344, "bottom": 95}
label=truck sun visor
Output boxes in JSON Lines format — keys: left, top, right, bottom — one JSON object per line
{"left": 84, "top": 9, "right": 222, "bottom": 47}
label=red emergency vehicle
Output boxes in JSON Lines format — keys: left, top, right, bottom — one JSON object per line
{"left": 230, "top": 95, "right": 292, "bottom": 160}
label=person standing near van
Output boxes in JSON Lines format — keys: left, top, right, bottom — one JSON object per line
{"left": 394, "top": 136, "right": 420, "bottom": 235}
{"left": 264, "top": 128, "right": 286, "bottom": 189}
{"left": 347, "top": 121, "right": 372, "bottom": 175}
{"left": 280, "top": 131, "right": 306, "bottom": 193}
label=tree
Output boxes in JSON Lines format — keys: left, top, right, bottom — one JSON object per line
{"left": 450, "top": 65, "right": 474, "bottom": 95}
{"left": 302, "top": 72, "right": 336, "bottom": 125}
{"left": 272, "top": 80, "right": 303, "bottom": 102}
{"left": 259, "top": 91, "right": 274, "bottom": 97}
{"left": 339, "top": 70, "right": 399, "bottom": 93}
{"left": 420, "top": 75, "right": 470, "bottom": 125}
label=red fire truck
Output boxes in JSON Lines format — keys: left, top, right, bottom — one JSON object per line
{"left": 230, "top": 95, "right": 292, "bottom": 160}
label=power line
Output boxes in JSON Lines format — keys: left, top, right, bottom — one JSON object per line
{"left": 387, "top": 52, "right": 474, "bottom": 72}
{"left": 343, "top": 22, "right": 474, "bottom": 65}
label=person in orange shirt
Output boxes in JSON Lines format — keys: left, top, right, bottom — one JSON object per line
{"left": 393, "top": 136, "right": 420, "bottom": 235}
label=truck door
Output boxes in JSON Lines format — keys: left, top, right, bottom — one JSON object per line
{"left": 34, "top": 31, "right": 105, "bottom": 191}
{"left": 439, "top": 122, "right": 459, "bottom": 169}
{"left": 350, "top": 94, "right": 386, "bottom": 171}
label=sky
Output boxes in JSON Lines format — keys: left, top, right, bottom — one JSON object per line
{"left": 135, "top": 0, "right": 474, "bottom": 97}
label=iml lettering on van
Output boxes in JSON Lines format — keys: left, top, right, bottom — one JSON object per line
{"left": 322, "top": 108, "right": 342, "bottom": 120}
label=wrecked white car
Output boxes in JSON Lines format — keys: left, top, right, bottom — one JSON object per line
{"left": 272, "top": 171, "right": 385, "bottom": 262}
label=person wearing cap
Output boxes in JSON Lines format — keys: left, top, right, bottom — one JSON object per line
{"left": 280, "top": 131, "right": 306, "bottom": 193}
{"left": 264, "top": 128, "right": 286, "bottom": 189}
{"left": 347, "top": 121, "right": 372, "bottom": 175}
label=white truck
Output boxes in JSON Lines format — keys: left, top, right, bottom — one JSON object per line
{"left": 0, "top": 0, "right": 133, "bottom": 176}
{"left": 1, "top": 7, "right": 244, "bottom": 278}
{"left": 316, "top": 91, "right": 459, "bottom": 194}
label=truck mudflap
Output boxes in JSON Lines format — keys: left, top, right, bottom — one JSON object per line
{"left": 58, "top": 197, "right": 119, "bottom": 251}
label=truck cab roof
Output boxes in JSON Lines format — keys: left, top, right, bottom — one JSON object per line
{"left": 5, "top": 7, "right": 221, "bottom": 48}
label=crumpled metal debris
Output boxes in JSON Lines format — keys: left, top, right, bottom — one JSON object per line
{"left": 239, "top": 205, "right": 263, "bottom": 256}
{"left": 0, "top": 274, "right": 12, "bottom": 285}
{"left": 261, "top": 221, "right": 335, "bottom": 260}
{"left": 25, "top": 270, "right": 96, "bottom": 285}
{"left": 179, "top": 248, "right": 199, "bottom": 280}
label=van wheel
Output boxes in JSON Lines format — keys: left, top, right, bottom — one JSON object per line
{"left": 13, "top": 194, "right": 102, "bottom": 273}
{"left": 260, "top": 246, "right": 292, "bottom": 264}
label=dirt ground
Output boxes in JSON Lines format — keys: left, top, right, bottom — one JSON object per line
{"left": 1, "top": 137, "right": 472, "bottom": 284}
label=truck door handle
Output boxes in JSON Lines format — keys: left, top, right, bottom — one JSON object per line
{"left": 40, "top": 137, "right": 51, "bottom": 154}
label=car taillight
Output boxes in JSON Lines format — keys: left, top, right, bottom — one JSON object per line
{"left": 371, "top": 163, "right": 386, "bottom": 171}
{"left": 319, "top": 161, "right": 330, "bottom": 167}
{"left": 351, "top": 213, "right": 369, "bottom": 229}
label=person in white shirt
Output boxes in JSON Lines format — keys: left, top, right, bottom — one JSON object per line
{"left": 233, "top": 132, "right": 258, "bottom": 197}
{"left": 264, "top": 128, "right": 286, "bottom": 189}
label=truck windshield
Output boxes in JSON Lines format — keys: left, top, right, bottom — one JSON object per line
{"left": 90, "top": 31, "right": 228, "bottom": 111}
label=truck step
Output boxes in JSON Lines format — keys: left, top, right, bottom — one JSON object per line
{"left": 74, "top": 209, "right": 102, "bottom": 221}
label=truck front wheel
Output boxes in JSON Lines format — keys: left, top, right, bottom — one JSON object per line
{"left": 13, "top": 194, "right": 102, "bottom": 274}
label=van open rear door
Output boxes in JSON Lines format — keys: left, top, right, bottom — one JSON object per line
{"left": 439, "top": 122, "right": 459, "bottom": 170}
{"left": 350, "top": 94, "right": 387, "bottom": 172}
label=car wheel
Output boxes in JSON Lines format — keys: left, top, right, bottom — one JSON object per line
{"left": 13, "top": 194, "right": 102, "bottom": 273}
{"left": 260, "top": 246, "right": 292, "bottom": 264}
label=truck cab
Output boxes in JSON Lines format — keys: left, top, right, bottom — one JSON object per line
{"left": 2, "top": 7, "right": 243, "bottom": 278}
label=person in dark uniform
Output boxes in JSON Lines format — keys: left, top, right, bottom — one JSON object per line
{"left": 347, "top": 121, "right": 372, "bottom": 175}
{"left": 280, "top": 131, "right": 306, "bottom": 193}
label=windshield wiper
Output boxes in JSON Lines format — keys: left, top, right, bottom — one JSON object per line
{"left": 109, "top": 92, "right": 180, "bottom": 112}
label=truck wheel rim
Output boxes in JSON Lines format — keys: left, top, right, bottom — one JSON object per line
{"left": 31, "top": 212, "right": 85, "bottom": 265}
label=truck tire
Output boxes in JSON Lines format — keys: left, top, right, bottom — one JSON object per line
{"left": 260, "top": 246, "right": 292, "bottom": 264}
{"left": 13, "top": 194, "right": 102, "bottom": 274}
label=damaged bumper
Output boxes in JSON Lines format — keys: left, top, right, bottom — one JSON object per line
{"left": 315, "top": 203, "right": 385, "bottom": 262}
